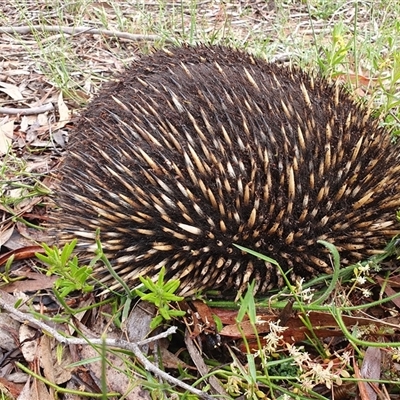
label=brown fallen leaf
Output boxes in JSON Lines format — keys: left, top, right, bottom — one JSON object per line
{"left": 39, "top": 335, "right": 73, "bottom": 385}
{"left": 0, "top": 376, "right": 23, "bottom": 398}
{"left": 0, "top": 245, "right": 45, "bottom": 267}
{"left": 219, "top": 310, "right": 395, "bottom": 344}
{"left": 359, "top": 347, "right": 381, "bottom": 400}
{"left": 0, "top": 272, "right": 57, "bottom": 293}
{"left": 78, "top": 340, "right": 151, "bottom": 399}
{"left": 18, "top": 376, "right": 52, "bottom": 400}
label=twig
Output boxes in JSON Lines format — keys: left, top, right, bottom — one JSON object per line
{"left": 0, "top": 26, "right": 170, "bottom": 43}
{"left": 0, "top": 103, "right": 54, "bottom": 115}
{"left": 185, "top": 329, "right": 228, "bottom": 397}
{"left": 0, "top": 293, "right": 214, "bottom": 400}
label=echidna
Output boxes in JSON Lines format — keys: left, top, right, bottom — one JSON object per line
{"left": 53, "top": 45, "right": 400, "bottom": 297}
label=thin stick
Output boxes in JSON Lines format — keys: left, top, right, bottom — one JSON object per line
{"left": 0, "top": 103, "right": 54, "bottom": 115}
{"left": 0, "top": 26, "right": 170, "bottom": 42}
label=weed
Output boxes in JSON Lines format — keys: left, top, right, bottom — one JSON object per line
{"left": 36, "top": 240, "right": 94, "bottom": 297}
{"left": 136, "top": 266, "right": 186, "bottom": 330}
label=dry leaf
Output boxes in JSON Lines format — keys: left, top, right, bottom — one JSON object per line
{"left": 0, "top": 226, "right": 14, "bottom": 247}
{"left": 125, "top": 301, "right": 155, "bottom": 353}
{"left": 0, "top": 118, "right": 14, "bottom": 155}
{"left": 57, "top": 91, "right": 70, "bottom": 127}
{"left": 0, "top": 82, "right": 23, "bottom": 100}
{"left": 37, "top": 112, "right": 48, "bottom": 126}
{"left": 19, "top": 115, "right": 38, "bottom": 133}
{"left": 39, "top": 335, "right": 73, "bottom": 385}
{"left": 184, "top": 329, "right": 227, "bottom": 396}
{"left": 18, "top": 377, "right": 52, "bottom": 400}
{"left": 0, "top": 313, "right": 20, "bottom": 351}
{"left": 0, "top": 376, "right": 22, "bottom": 398}
{"left": 360, "top": 347, "right": 381, "bottom": 400}
{"left": 156, "top": 345, "right": 194, "bottom": 370}
{"left": 19, "top": 325, "right": 39, "bottom": 363}
{"left": 78, "top": 344, "right": 150, "bottom": 399}
{"left": 1, "top": 272, "right": 57, "bottom": 294}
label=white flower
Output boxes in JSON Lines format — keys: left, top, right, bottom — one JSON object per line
{"left": 301, "top": 287, "right": 314, "bottom": 302}
{"left": 357, "top": 264, "right": 370, "bottom": 274}
{"left": 355, "top": 275, "right": 366, "bottom": 285}
{"left": 360, "top": 288, "right": 372, "bottom": 297}
{"left": 257, "top": 320, "right": 289, "bottom": 356}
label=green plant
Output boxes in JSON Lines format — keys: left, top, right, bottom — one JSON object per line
{"left": 314, "top": 22, "right": 352, "bottom": 78}
{"left": 36, "top": 239, "right": 94, "bottom": 297}
{"left": 135, "top": 266, "right": 186, "bottom": 329}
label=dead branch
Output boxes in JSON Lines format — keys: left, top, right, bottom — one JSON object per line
{"left": 0, "top": 103, "right": 54, "bottom": 115}
{"left": 0, "top": 26, "right": 170, "bottom": 42}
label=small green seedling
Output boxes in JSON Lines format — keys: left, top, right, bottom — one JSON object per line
{"left": 136, "top": 266, "right": 186, "bottom": 329}
{"left": 36, "top": 240, "right": 94, "bottom": 297}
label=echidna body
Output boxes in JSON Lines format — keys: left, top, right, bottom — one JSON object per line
{"left": 54, "top": 45, "right": 400, "bottom": 296}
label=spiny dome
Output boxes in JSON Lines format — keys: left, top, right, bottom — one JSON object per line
{"left": 54, "top": 45, "right": 400, "bottom": 296}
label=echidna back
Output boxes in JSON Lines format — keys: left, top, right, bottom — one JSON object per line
{"left": 55, "top": 45, "right": 400, "bottom": 296}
